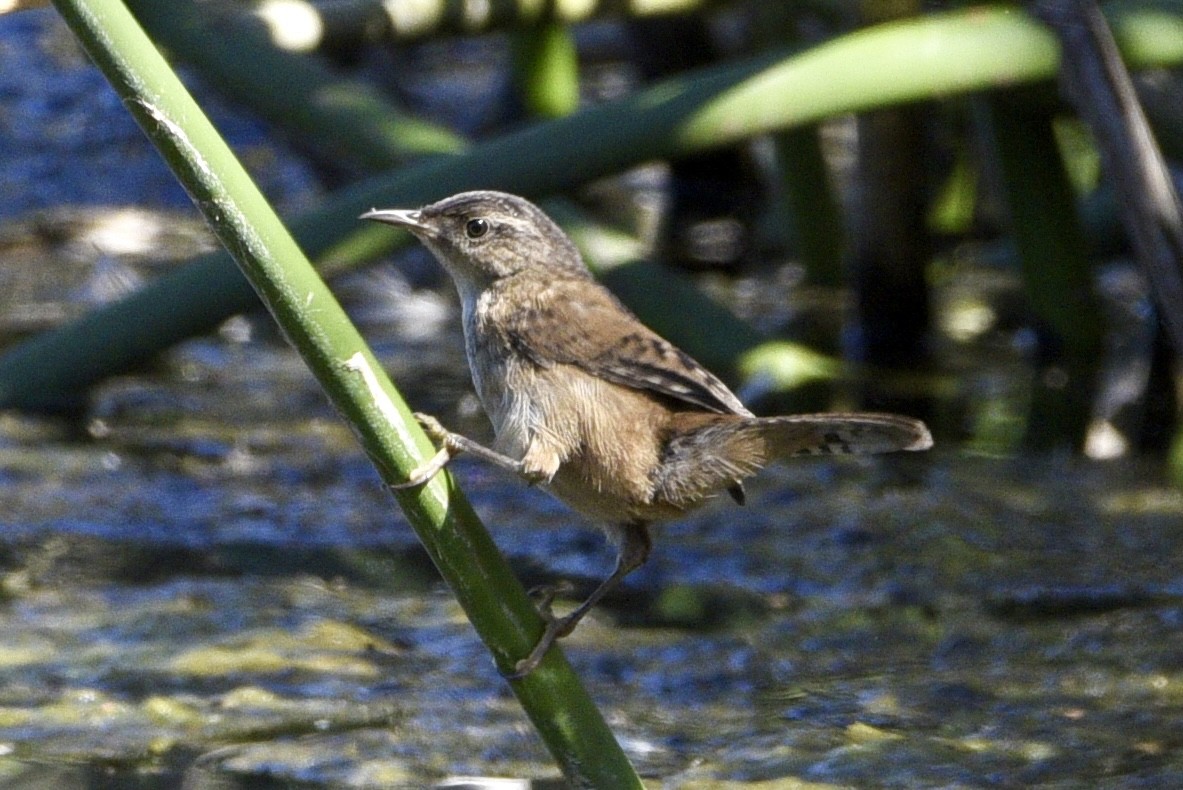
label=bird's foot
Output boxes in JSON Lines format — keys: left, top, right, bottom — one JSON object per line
{"left": 502, "top": 582, "right": 580, "bottom": 680}
{"left": 503, "top": 612, "right": 581, "bottom": 681}
{"left": 390, "top": 413, "right": 463, "bottom": 489}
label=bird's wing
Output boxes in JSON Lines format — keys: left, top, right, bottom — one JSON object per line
{"left": 502, "top": 276, "right": 751, "bottom": 416}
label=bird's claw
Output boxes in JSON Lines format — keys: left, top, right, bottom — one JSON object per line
{"left": 390, "top": 447, "right": 451, "bottom": 490}
{"left": 500, "top": 582, "right": 581, "bottom": 680}
{"left": 413, "top": 412, "right": 453, "bottom": 444}
{"left": 391, "top": 413, "right": 459, "bottom": 490}
{"left": 503, "top": 618, "right": 566, "bottom": 680}
{"left": 526, "top": 581, "right": 573, "bottom": 617}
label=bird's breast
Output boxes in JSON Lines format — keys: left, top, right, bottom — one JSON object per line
{"left": 460, "top": 305, "right": 531, "bottom": 458}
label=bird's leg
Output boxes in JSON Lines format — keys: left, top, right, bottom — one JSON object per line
{"left": 505, "top": 523, "right": 652, "bottom": 680}
{"left": 393, "top": 412, "right": 546, "bottom": 489}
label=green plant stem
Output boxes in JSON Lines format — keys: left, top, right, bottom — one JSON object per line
{"left": 127, "top": 0, "right": 465, "bottom": 169}
{"left": 511, "top": 21, "right": 581, "bottom": 118}
{"left": 47, "top": 0, "right": 643, "bottom": 785}
{"left": 749, "top": 4, "right": 845, "bottom": 286}
{"left": 775, "top": 125, "right": 846, "bottom": 286}
{"left": 982, "top": 96, "right": 1103, "bottom": 450}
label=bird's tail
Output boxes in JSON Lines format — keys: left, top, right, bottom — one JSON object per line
{"left": 755, "top": 412, "right": 933, "bottom": 458}
{"left": 653, "top": 412, "right": 931, "bottom": 508}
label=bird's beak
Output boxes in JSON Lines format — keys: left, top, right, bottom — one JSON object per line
{"left": 359, "top": 208, "right": 430, "bottom": 233}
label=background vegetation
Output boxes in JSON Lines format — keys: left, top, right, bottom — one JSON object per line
{"left": 3, "top": 0, "right": 1183, "bottom": 786}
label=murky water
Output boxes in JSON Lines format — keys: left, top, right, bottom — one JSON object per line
{"left": 3, "top": 8, "right": 1183, "bottom": 789}
{"left": 2, "top": 205, "right": 1182, "bottom": 788}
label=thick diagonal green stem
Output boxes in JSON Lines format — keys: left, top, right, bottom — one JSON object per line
{"left": 47, "top": 0, "right": 642, "bottom": 785}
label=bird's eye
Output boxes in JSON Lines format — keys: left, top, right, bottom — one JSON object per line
{"left": 465, "top": 218, "right": 489, "bottom": 239}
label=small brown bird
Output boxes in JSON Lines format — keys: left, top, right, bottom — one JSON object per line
{"left": 362, "top": 191, "right": 931, "bottom": 678}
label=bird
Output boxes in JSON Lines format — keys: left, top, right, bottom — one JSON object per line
{"left": 361, "top": 191, "right": 932, "bottom": 677}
